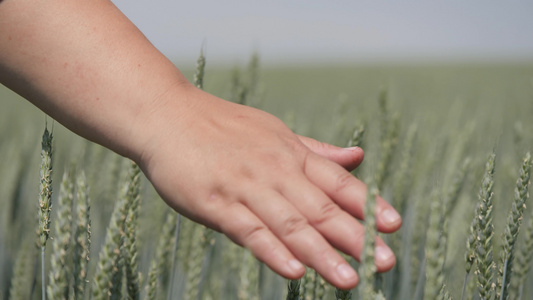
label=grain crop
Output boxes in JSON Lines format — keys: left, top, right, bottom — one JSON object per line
{"left": 1, "top": 51, "right": 532, "bottom": 299}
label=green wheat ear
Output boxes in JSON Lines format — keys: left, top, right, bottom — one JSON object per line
{"left": 512, "top": 206, "right": 533, "bottom": 299}
{"left": 286, "top": 279, "right": 301, "bottom": 300}
{"left": 237, "top": 249, "right": 260, "bottom": 300}
{"left": 92, "top": 173, "right": 133, "bottom": 299}
{"left": 124, "top": 163, "right": 142, "bottom": 300}
{"left": 424, "top": 191, "right": 447, "bottom": 300}
{"left": 463, "top": 196, "right": 479, "bottom": 299}
{"left": 335, "top": 288, "right": 352, "bottom": 300}
{"left": 313, "top": 274, "right": 327, "bottom": 300}
{"left": 145, "top": 211, "right": 178, "bottom": 300}
{"left": 184, "top": 223, "right": 215, "bottom": 300}
{"left": 498, "top": 152, "right": 531, "bottom": 300}
{"left": 9, "top": 237, "right": 37, "bottom": 300}
{"left": 37, "top": 126, "right": 53, "bottom": 300}
{"left": 301, "top": 267, "right": 316, "bottom": 299}
{"left": 72, "top": 170, "right": 91, "bottom": 299}
{"left": 475, "top": 153, "right": 496, "bottom": 300}
{"left": 375, "top": 89, "right": 400, "bottom": 191}
{"left": 194, "top": 48, "right": 206, "bottom": 89}
{"left": 346, "top": 123, "right": 365, "bottom": 148}
{"left": 37, "top": 126, "right": 53, "bottom": 249}
{"left": 358, "top": 183, "right": 379, "bottom": 300}
{"left": 47, "top": 170, "right": 74, "bottom": 300}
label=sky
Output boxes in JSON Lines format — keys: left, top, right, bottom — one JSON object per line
{"left": 111, "top": 0, "right": 533, "bottom": 66}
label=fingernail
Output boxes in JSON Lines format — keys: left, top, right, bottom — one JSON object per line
{"left": 375, "top": 245, "right": 394, "bottom": 263}
{"left": 344, "top": 146, "right": 361, "bottom": 151}
{"left": 336, "top": 263, "right": 357, "bottom": 281}
{"left": 381, "top": 208, "right": 401, "bottom": 225}
{"left": 288, "top": 259, "right": 304, "bottom": 273}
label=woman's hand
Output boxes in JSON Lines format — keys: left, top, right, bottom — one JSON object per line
{"left": 136, "top": 86, "right": 402, "bottom": 289}
{"left": 1, "top": 0, "right": 401, "bottom": 289}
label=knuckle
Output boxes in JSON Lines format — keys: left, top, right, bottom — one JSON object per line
{"left": 259, "top": 151, "right": 295, "bottom": 174}
{"left": 312, "top": 202, "right": 340, "bottom": 227}
{"left": 335, "top": 172, "right": 354, "bottom": 192}
{"left": 281, "top": 215, "right": 309, "bottom": 237}
{"left": 241, "top": 224, "right": 269, "bottom": 245}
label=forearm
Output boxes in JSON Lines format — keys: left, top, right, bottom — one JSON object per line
{"left": 0, "top": 0, "right": 191, "bottom": 160}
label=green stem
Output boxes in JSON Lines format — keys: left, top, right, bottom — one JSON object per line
{"left": 41, "top": 247, "right": 45, "bottom": 300}
{"left": 461, "top": 272, "right": 468, "bottom": 300}
{"left": 500, "top": 257, "right": 509, "bottom": 300}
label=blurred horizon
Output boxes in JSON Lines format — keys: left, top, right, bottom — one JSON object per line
{"left": 112, "top": 0, "right": 533, "bottom": 67}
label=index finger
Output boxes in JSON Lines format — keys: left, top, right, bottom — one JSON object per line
{"left": 304, "top": 153, "right": 402, "bottom": 233}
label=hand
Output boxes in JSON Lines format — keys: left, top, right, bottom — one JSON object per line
{"left": 136, "top": 86, "right": 402, "bottom": 290}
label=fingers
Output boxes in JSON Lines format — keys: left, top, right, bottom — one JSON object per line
{"left": 215, "top": 201, "right": 306, "bottom": 280}
{"left": 238, "top": 188, "right": 360, "bottom": 290}
{"left": 303, "top": 153, "right": 402, "bottom": 234}
{"left": 198, "top": 152, "right": 400, "bottom": 289}
{"left": 280, "top": 175, "right": 396, "bottom": 272}
{"left": 297, "top": 135, "right": 364, "bottom": 171}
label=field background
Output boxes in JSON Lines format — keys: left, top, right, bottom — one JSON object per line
{"left": 1, "top": 61, "right": 533, "bottom": 299}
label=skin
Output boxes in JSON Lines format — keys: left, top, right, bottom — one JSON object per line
{"left": 0, "top": 0, "right": 401, "bottom": 290}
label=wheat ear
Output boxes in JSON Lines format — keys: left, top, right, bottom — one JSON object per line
{"left": 286, "top": 279, "right": 301, "bottom": 300}
{"left": 145, "top": 211, "right": 178, "bottom": 299}
{"left": 47, "top": 170, "right": 74, "bottom": 300}
{"left": 124, "top": 163, "right": 142, "bottom": 300}
{"left": 511, "top": 209, "right": 533, "bottom": 299}
{"left": 346, "top": 123, "right": 365, "bottom": 148}
{"left": 9, "top": 237, "right": 37, "bottom": 300}
{"left": 92, "top": 183, "right": 130, "bottom": 299}
{"left": 424, "top": 192, "right": 446, "bottom": 300}
{"left": 72, "top": 170, "right": 91, "bottom": 299}
{"left": 358, "top": 183, "right": 379, "bottom": 300}
{"left": 194, "top": 48, "right": 206, "bottom": 89}
{"left": 497, "top": 152, "right": 531, "bottom": 300}
{"left": 37, "top": 126, "right": 53, "bottom": 300}
{"left": 475, "top": 153, "right": 496, "bottom": 300}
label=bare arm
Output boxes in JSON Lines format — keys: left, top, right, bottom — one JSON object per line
{"left": 0, "top": 0, "right": 401, "bottom": 289}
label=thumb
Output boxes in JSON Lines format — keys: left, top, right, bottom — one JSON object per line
{"left": 297, "top": 135, "right": 364, "bottom": 171}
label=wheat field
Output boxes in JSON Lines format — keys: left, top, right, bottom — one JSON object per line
{"left": 1, "top": 55, "right": 532, "bottom": 299}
